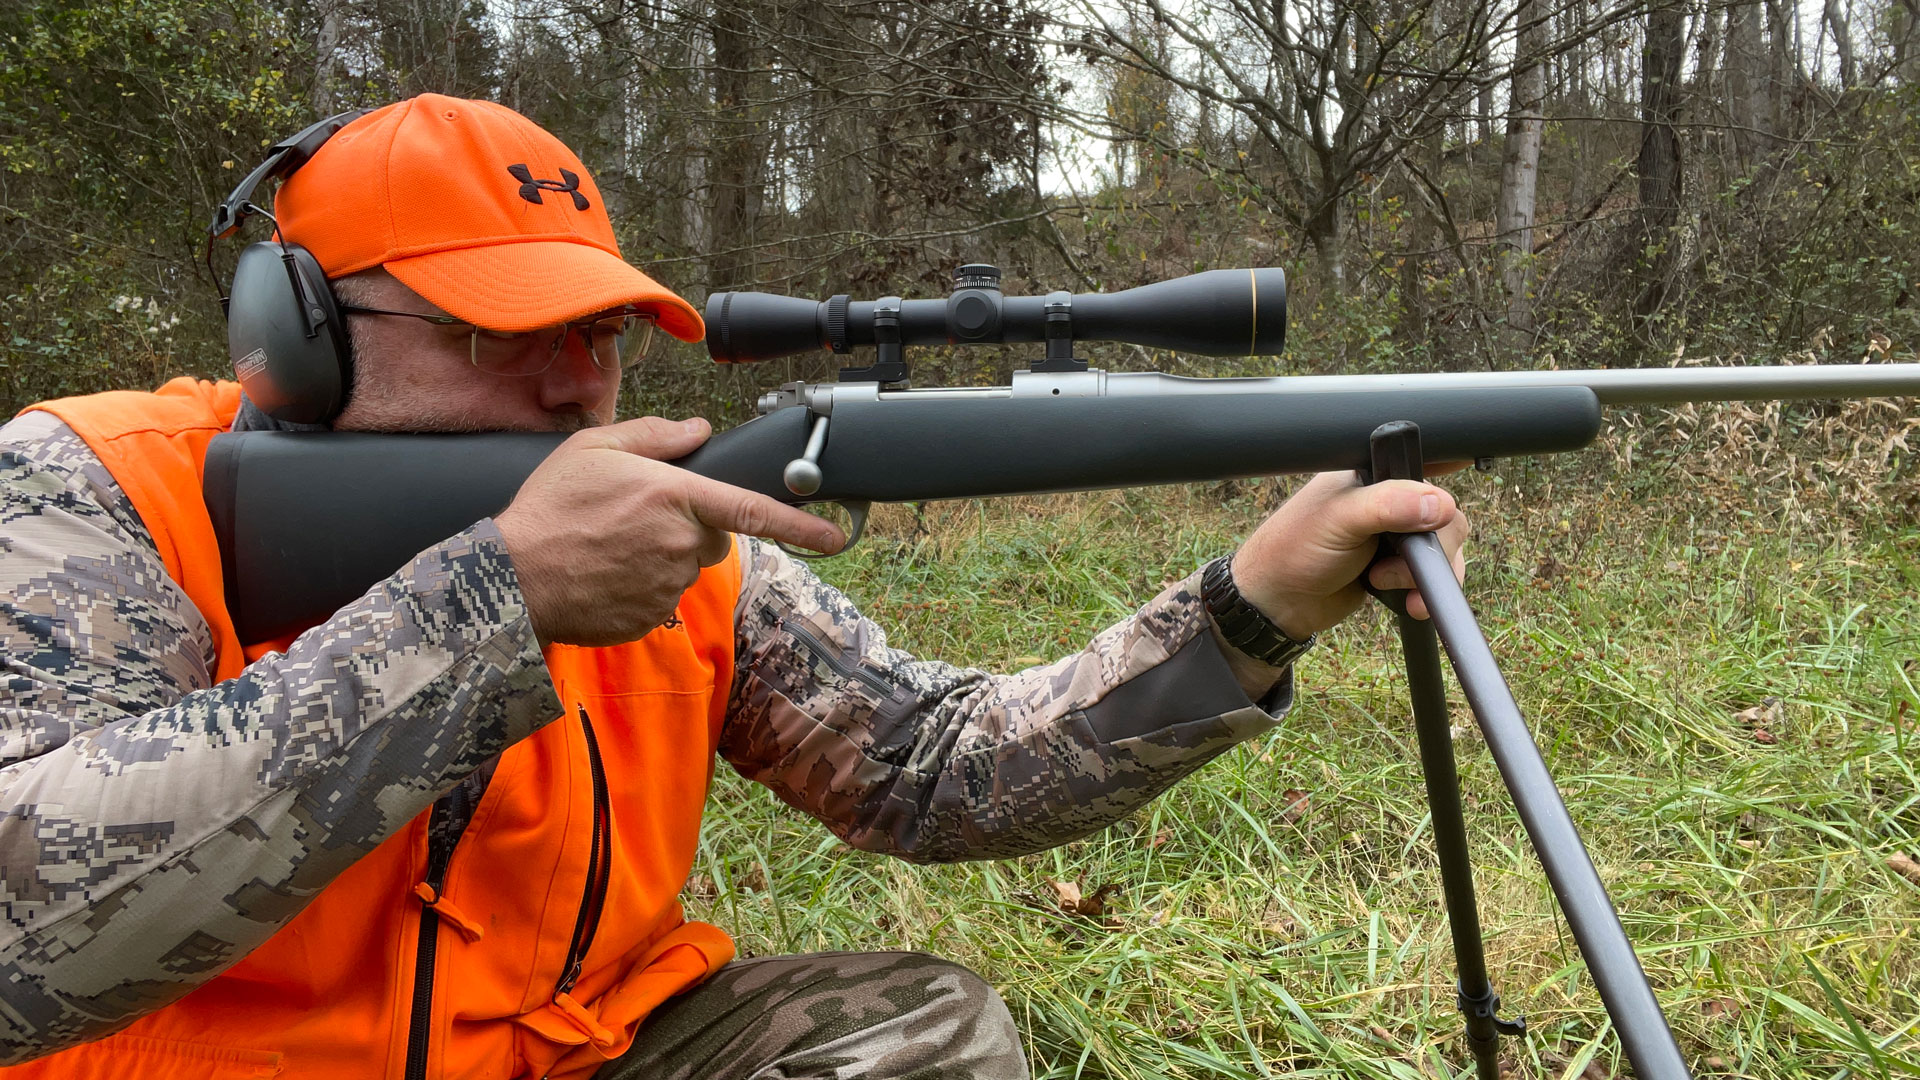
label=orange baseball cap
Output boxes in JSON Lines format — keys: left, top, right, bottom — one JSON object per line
{"left": 275, "top": 93, "right": 703, "bottom": 341}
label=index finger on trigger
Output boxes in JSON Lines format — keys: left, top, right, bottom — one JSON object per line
{"left": 681, "top": 475, "right": 846, "bottom": 554}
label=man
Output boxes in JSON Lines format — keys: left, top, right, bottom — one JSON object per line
{"left": 0, "top": 95, "right": 1467, "bottom": 1078}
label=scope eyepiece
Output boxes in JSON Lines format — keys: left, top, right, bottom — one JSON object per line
{"left": 703, "top": 266, "right": 1287, "bottom": 366}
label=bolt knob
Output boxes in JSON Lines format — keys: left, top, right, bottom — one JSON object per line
{"left": 783, "top": 458, "right": 823, "bottom": 497}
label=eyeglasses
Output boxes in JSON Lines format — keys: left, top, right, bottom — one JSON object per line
{"left": 339, "top": 304, "right": 657, "bottom": 376}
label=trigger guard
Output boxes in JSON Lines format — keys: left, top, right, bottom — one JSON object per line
{"left": 778, "top": 501, "right": 870, "bottom": 561}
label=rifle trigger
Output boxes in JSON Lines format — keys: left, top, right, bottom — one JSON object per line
{"left": 779, "top": 501, "right": 868, "bottom": 561}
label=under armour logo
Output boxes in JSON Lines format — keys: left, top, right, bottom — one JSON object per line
{"left": 659, "top": 613, "right": 683, "bottom": 630}
{"left": 507, "top": 164, "right": 590, "bottom": 211}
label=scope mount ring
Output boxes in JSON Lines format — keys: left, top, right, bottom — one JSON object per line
{"left": 836, "top": 296, "right": 910, "bottom": 385}
{"left": 778, "top": 500, "right": 870, "bottom": 561}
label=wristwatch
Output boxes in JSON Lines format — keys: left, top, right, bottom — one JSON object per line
{"left": 1201, "top": 554, "right": 1316, "bottom": 670}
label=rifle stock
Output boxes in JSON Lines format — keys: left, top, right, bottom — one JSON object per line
{"left": 207, "top": 380, "right": 1607, "bottom": 641}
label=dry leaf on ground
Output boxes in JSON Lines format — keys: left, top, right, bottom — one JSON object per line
{"left": 1889, "top": 852, "right": 1920, "bottom": 885}
{"left": 1047, "top": 879, "right": 1122, "bottom": 919}
{"left": 1732, "top": 697, "right": 1783, "bottom": 728}
{"left": 1700, "top": 998, "right": 1742, "bottom": 1021}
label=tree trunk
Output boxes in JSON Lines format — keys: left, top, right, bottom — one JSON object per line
{"left": 1896, "top": 0, "right": 1920, "bottom": 83}
{"left": 312, "top": 0, "right": 343, "bottom": 114}
{"left": 1696, "top": 2, "right": 1723, "bottom": 101}
{"left": 1495, "top": 0, "right": 1544, "bottom": 344}
{"left": 1399, "top": 0, "right": 1449, "bottom": 355}
{"left": 1725, "top": 0, "right": 1768, "bottom": 164}
{"left": 707, "top": 2, "right": 761, "bottom": 290}
{"left": 1306, "top": 196, "right": 1346, "bottom": 291}
{"left": 1635, "top": 1, "right": 1686, "bottom": 322}
{"left": 1764, "top": 0, "right": 1795, "bottom": 136}
{"left": 1824, "top": 0, "right": 1855, "bottom": 88}
{"left": 1476, "top": 45, "right": 1494, "bottom": 151}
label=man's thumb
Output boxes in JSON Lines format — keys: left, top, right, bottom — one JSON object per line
{"left": 584, "top": 416, "right": 712, "bottom": 460}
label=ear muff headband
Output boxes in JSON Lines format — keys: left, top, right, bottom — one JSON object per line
{"left": 207, "top": 109, "right": 370, "bottom": 246}
{"left": 208, "top": 109, "right": 370, "bottom": 425}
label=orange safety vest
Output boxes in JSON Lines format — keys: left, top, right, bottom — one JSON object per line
{"left": 9, "top": 378, "right": 738, "bottom": 1079}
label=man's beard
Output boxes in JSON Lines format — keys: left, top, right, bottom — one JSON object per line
{"left": 339, "top": 406, "right": 602, "bottom": 433}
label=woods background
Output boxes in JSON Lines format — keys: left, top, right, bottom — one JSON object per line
{"left": 4, "top": 0, "right": 1918, "bottom": 415}
{"left": 6, "top": 4, "right": 1920, "bottom": 1076}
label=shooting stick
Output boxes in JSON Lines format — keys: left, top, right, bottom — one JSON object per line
{"left": 1366, "top": 422, "right": 1692, "bottom": 1080}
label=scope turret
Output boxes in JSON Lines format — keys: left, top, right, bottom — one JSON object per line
{"left": 705, "top": 267, "right": 1287, "bottom": 364}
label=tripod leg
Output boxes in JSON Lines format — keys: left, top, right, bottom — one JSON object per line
{"left": 1368, "top": 422, "right": 1692, "bottom": 1080}
{"left": 1390, "top": 599, "right": 1520, "bottom": 1068}
{"left": 1369, "top": 423, "right": 1521, "bottom": 1080}
{"left": 1399, "top": 531, "right": 1690, "bottom": 1080}
{"left": 1395, "top": 606, "right": 1524, "bottom": 1080}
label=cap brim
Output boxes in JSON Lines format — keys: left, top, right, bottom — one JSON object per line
{"left": 385, "top": 241, "right": 705, "bottom": 341}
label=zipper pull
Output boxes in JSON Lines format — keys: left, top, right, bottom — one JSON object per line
{"left": 556, "top": 956, "right": 584, "bottom": 996}
{"left": 413, "top": 882, "right": 486, "bottom": 942}
{"left": 551, "top": 991, "right": 621, "bottom": 1049}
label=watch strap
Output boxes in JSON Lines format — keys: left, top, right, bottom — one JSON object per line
{"left": 1201, "top": 554, "right": 1316, "bottom": 669}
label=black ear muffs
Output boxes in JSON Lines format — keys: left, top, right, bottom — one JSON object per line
{"left": 208, "top": 109, "right": 370, "bottom": 425}
{"left": 225, "top": 240, "right": 352, "bottom": 425}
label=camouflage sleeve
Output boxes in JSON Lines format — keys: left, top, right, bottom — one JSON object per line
{"left": 0, "top": 411, "right": 562, "bottom": 1062}
{"left": 723, "top": 537, "right": 1293, "bottom": 863}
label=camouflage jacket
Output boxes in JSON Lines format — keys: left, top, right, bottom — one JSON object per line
{"left": 0, "top": 409, "right": 1291, "bottom": 1058}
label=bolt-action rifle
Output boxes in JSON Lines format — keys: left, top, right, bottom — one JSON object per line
{"left": 204, "top": 264, "right": 1920, "bottom": 1080}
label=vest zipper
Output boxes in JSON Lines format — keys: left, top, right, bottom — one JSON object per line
{"left": 404, "top": 795, "right": 460, "bottom": 1080}
{"left": 556, "top": 704, "right": 613, "bottom": 998}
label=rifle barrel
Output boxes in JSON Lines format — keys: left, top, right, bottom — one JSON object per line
{"left": 1086, "top": 363, "right": 1920, "bottom": 405}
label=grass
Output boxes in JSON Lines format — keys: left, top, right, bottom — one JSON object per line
{"left": 681, "top": 432, "right": 1920, "bottom": 1079}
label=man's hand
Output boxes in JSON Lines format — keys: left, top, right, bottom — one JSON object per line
{"left": 1230, "top": 468, "right": 1471, "bottom": 644}
{"left": 495, "top": 417, "right": 845, "bottom": 647}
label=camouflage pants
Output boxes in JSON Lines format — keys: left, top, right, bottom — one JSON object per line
{"left": 594, "top": 951, "right": 1029, "bottom": 1080}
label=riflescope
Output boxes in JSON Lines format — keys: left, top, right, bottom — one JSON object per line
{"left": 705, "top": 264, "right": 1287, "bottom": 364}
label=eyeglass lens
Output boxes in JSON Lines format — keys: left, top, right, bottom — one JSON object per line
{"left": 470, "top": 316, "right": 656, "bottom": 376}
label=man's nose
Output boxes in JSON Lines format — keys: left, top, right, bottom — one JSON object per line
{"left": 536, "top": 327, "right": 618, "bottom": 410}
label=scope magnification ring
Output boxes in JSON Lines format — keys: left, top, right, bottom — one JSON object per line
{"left": 826, "top": 295, "right": 850, "bottom": 354}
